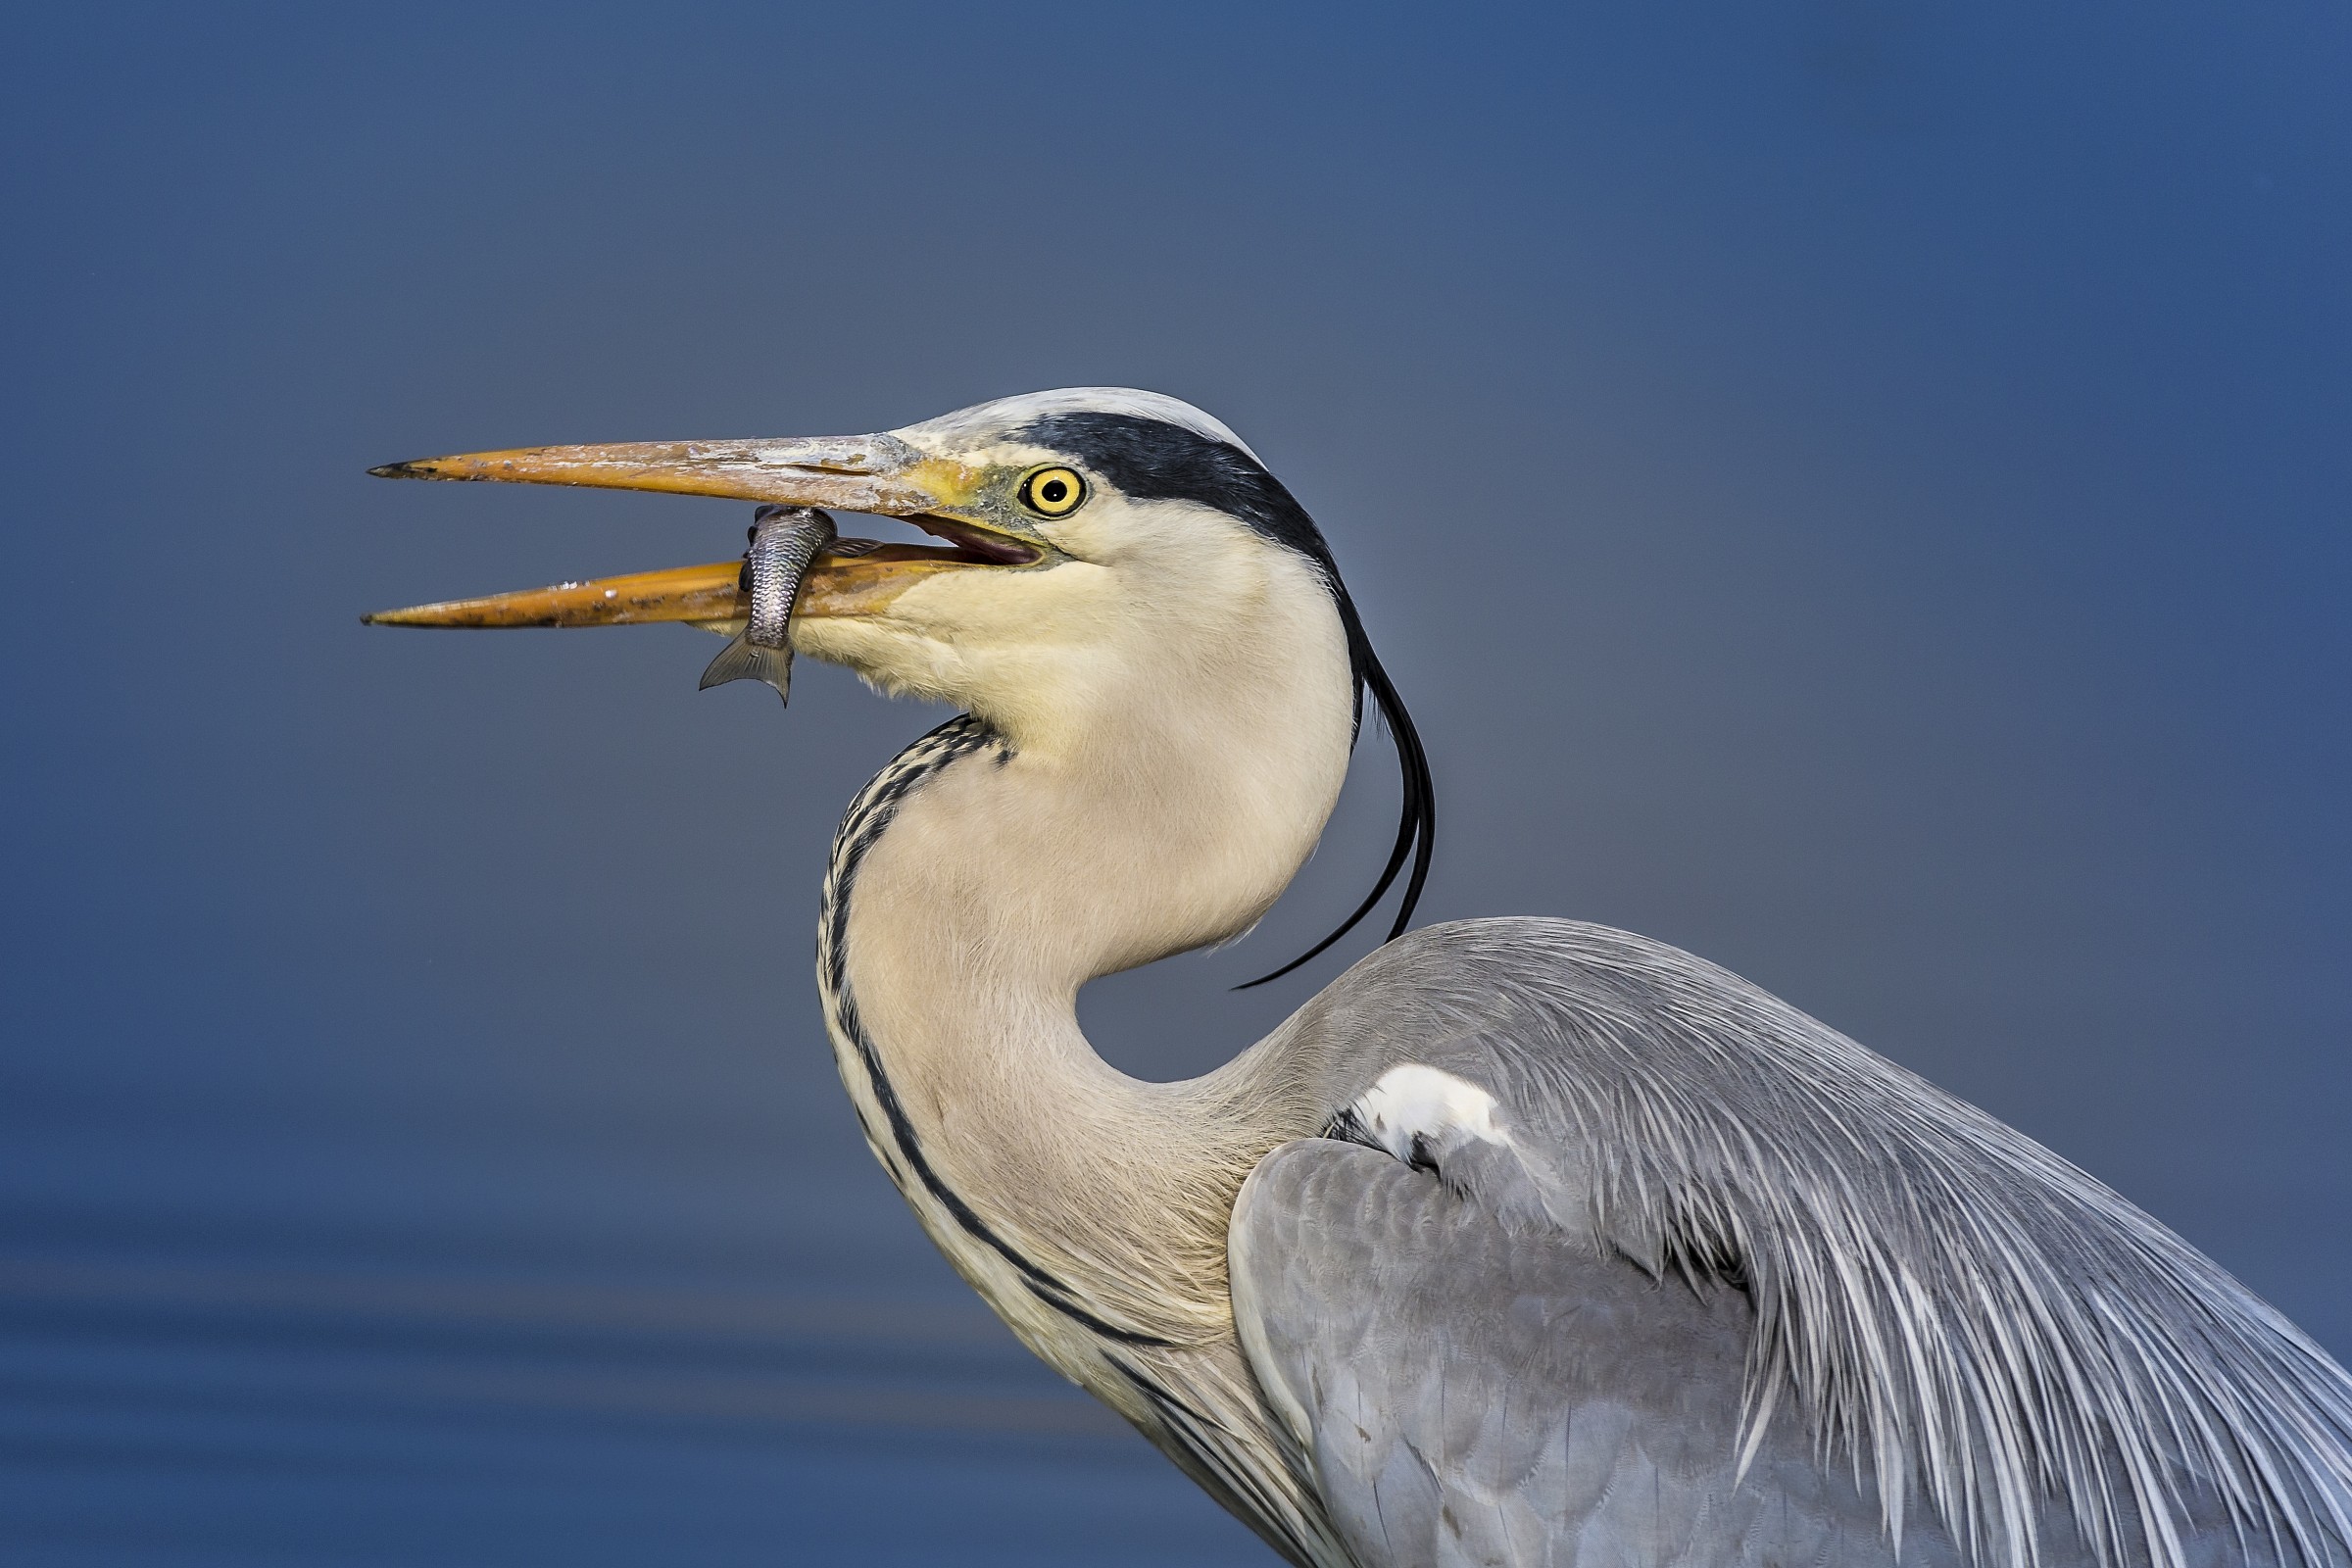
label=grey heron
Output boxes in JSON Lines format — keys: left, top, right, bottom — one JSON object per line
{"left": 367, "top": 388, "right": 2352, "bottom": 1568}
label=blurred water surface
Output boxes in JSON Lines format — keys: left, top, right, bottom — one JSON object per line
{"left": 2, "top": 3, "right": 2347, "bottom": 1563}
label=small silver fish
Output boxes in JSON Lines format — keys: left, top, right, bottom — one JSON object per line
{"left": 700, "top": 505, "right": 836, "bottom": 704}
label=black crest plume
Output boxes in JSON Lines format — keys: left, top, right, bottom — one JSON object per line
{"left": 1015, "top": 412, "right": 1436, "bottom": 987}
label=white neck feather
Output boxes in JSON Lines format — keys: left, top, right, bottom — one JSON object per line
{"left": 818, "top": 541, "right": 1354, "bottom": 1355}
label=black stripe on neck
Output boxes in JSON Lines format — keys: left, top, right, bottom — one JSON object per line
{"left": 823, "top": 714, "right": 1176, "bottom": 1350}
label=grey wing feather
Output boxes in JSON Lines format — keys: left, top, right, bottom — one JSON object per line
{"left": 1233, "top": 1139, "right": 1971, "bottom": 1568}
{"left": 1228, "top": 918, "right": 2352, "bottom": 1568}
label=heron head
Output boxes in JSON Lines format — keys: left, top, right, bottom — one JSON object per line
{"left": 368, "top": 388, "right": 1434, "bottom": 977}
{"left": 368, "top": 389, "right": 1353, "bottom": 745}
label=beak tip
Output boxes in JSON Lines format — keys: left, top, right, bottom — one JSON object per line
{"left": 368, "top": 462, "right": 425, "bottom": 479}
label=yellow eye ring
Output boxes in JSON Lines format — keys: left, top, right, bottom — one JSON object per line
{"left": 1018, "top": 466, "right": 1087, "bottom": 518}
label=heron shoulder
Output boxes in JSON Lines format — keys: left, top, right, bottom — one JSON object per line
{"left": 1230, "top": 1136, "right": 1982, "bottom": 1568}
{"left": 1238, "top": 916, "right": 2352, "bottom": 1568}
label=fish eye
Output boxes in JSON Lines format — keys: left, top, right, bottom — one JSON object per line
{"left": 1018, "top": 466, "right": 1086, "bottom": 518}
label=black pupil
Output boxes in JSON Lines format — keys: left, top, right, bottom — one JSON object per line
{"left": 1039, "top": 477, "right": 1068, "bottom": 505}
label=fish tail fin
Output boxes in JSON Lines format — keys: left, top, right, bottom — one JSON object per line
{"left": 699, "top": 634, "right": 794, "bottom": 704}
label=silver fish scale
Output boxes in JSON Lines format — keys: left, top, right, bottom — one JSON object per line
{"left": 746, "top": 506, "right": 837, "bottom": 649}
{"left": 698, "top": 506, "right": 838, "bottom": 704}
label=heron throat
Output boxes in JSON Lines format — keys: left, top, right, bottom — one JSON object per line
{"left": 809, "top": 558, "right": 1357, "bottom": 1362}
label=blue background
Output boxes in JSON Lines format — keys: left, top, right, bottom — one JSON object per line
{"left": 3, "top": 4, "right": 2347, "bottom": 1562}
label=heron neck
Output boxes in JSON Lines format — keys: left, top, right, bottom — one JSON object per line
{"left": 818, "top": 599, "right": 1354, "bottom": 1345}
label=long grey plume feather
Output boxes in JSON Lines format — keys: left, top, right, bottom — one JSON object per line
{"left": 1313, "top": 922, "right": 2352, "bottom": 1568}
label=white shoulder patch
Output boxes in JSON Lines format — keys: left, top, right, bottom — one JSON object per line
{"left": 1346, "top": 1064, "right": 1509, "bottom": 1165}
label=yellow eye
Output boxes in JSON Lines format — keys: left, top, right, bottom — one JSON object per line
{"left": 1018, "top": 466, "right": 1086, "bottom": 518}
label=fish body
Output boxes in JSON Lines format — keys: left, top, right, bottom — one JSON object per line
{"left": 701, "top": 506, "right": 836, "bottom": 704}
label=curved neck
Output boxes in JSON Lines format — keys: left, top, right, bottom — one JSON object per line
{"left": 817, "top": 569, "right": 1354, "bottom": 1347}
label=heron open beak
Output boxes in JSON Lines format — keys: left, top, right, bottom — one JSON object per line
{"left": 362, "top": 431, "right": 1049, "bottom": 629}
